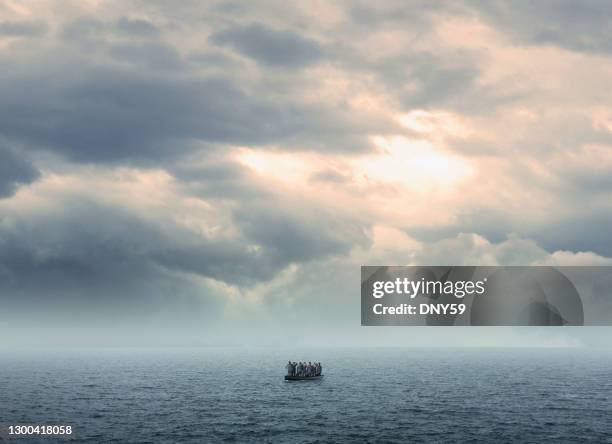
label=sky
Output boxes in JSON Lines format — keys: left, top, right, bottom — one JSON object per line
{"left": 1, "top": 0, "right": 612, "bottom": 347}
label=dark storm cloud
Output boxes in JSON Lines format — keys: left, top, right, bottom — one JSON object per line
{"left": 0, "top": 2, "right": 381, "bottom": 315}
{"left": 471, "top": 0, "right": 612, "bottom": 54}
{"left": 0, "top": 20, "right": 48, "bottom": 37}
{"left": 0, "top": 66, "right": 230, "bottom": 162}
{"left": 0, "top": 146, "right": 39, "bottom": 198}
{"left": 0, "top": 186, "right": 369, "bottom": 308}
{"left": 0, "top": 200, "right": 177, "bottom": 317}
{"left": 146, "top": 199, "right": 370, "bottom": 285}
{"left": 171, "top": 161, "right": 267, "bottom": 199}
{"left": 0, "top": 8, "right": 396, "bottom": 168}
{"left": 152, "top": 243, "right": 279, "bottom": 286}
{"left": 0, "top": 67, "right": 296, "bottom": 161}
{"left": 233, "top": 203, "right": 370, "bottom": 266}
{"left": 0, "top": 0, "right": 610, "bottom": 347}
{"left": 0, "top": 52, "right": 380, "bottom": 163}
{"left": 0, "top": 197, "right": 252, "bottom": 313}
{"left": 209, "top": 23, "right": 324, "bottom": 67}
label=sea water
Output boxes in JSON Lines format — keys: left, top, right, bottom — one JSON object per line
{"left": 1, "top": 347, "right": 611, "bottom": 443}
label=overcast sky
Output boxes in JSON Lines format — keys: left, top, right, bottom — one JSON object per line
{"left": 1, "top": 0, "right": 611, "bottom": 347}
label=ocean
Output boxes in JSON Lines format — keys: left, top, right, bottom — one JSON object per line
{"left": 1, "top": 347, "right": 611, "bottom": 443}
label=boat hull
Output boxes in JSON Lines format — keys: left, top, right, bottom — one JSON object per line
{"left": 284, "top": 375, "right": 324, "bottom": 381}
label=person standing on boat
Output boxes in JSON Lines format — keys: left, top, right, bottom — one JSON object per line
{"left": 297, "top": 362, "right": 303, "bottom": 376}
{"left": 286, "top": 361, "right": 293, "bottom": 376}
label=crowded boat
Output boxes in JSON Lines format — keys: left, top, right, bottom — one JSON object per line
{"left": 285, "top": 361, "right": 322, "bottom": 378}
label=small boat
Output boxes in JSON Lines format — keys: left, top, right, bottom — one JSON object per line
{"left": 284, "top": 375, "right": 324, "bottom": 381}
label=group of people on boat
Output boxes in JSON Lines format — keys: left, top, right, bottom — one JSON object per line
{"left": 286, "top": 361, "right": 322, "bottom": 377}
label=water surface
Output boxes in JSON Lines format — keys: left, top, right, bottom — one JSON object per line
{"left": 1, "top": 347, "right": 611, "bottom": 443}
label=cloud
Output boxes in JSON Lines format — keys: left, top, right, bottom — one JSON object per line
{"left": 348, "top": 0, "right": 463, "bottom": 27}
{"left": 471, "top": 0, "right": 612, "bottom": 54}
{"left": 532, "top": 210, "right": 612, "bottom": 257}
{"left": 115, "top": 17, "right": 160, "bottom": 37}
{"left": 61, "top": 17, "right": 160, "bottom": 40}
{"left": 399, "top": 54, "right": 481, "bottom": 109}
{"left": 403, "top": 232, "right": 612, "bottom": 268}
{"left": 171, "top": 160, "right": 266, "bottom": 199}
{"left": 0, "top": 164, "right": 370, "bottom": 306}
{"left": 408, "top": 233, "right": 549, "bottom": 266}
{"left": 210, "top": 23, "right": 324, "bottom": 67}
{"left": 108, "top": 42, "right": 183, "bottom": 70}
{"left": 0, "top": 1, "right": 611, "bottom": 345}
{"left": 0, "top": 146, "right": 39, "bottom": 198}
{"left": 0, "top": 55, "right": 383, "bottom": 163}
{"left": 0, "top": 191, "right": 237, "bottom": 322}
{"left": 233, "top": 201, "right": 370, "bottom": 267}
{"left": 60, "top": 18, "right": 106, "bottom": 40}
{"left": 309, "top": 169, "right": 349, "bottom": 184}
{"left": 535, "top": 250, "right": 612, "bottom": 266}
{"left": 407, "top": 204, "right": 612, "bottom": 259}
{"left": 0, "top": 20, "right": 48, "bottom": 37}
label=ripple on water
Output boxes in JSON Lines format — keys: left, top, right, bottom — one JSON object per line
{"left": 2, "top": 348, "right": 612, "bottom": 443}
